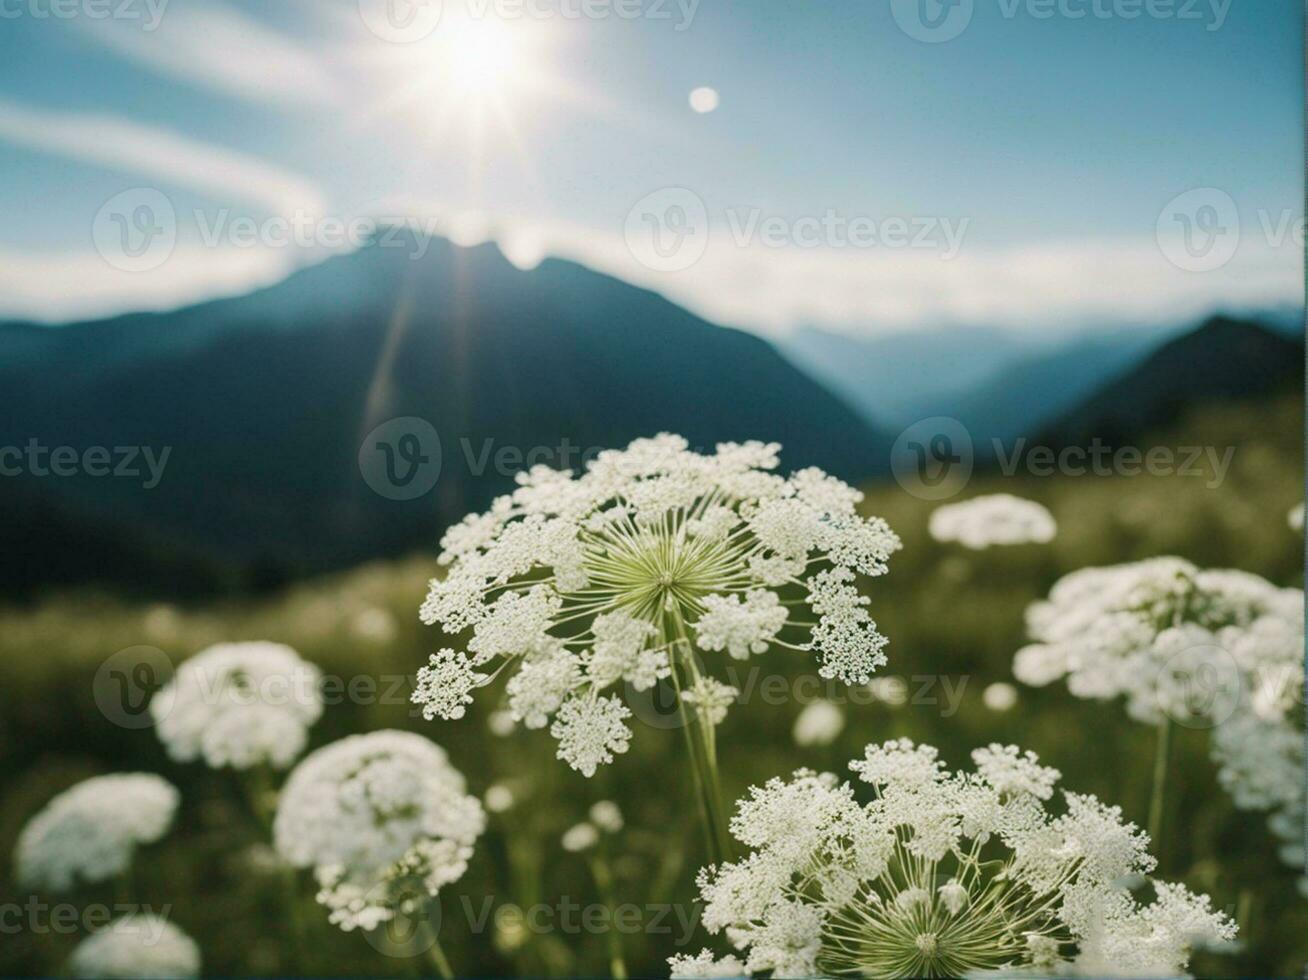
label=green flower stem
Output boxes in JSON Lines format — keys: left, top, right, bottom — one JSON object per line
{"left": 588, "top": 852, "right": 629, "bottom": 979}
{"left": 1148, "top": 718, "right": 1171, "bottom": 864}
{"left": 417, "top": 912, "right": 456, "bottom": 980}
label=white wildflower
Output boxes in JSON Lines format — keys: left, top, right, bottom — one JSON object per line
{"left": 982, "top": 681, "right": 1019, "bottom": 712}
{"left": 668, "top": 949, "right": 747, "bottom": 979}
{"left": 693, "top": 740, "right": 1235, "bottom": 978}
{"left": 1289, "top": 501, "right": 1304, "bottom": 532}
{"left": 681, "top": 677, "right": 739, "bottom": 727}
{"left": 792, "top": 700, "right": 845, "bottom": 747}
{"left": 929, "top": 494, "right": 1057, "bottom": 549}
{"left": 15, "top": 774, "right": 179, "bottom": 893}
{"left": 561, "top": 822, "right": 600, "bottom": 852}
{"left": 414, "top": 435, "right": 899, "bottom": 776}
{"left": 589, "top": 801, "right": 624, "bottom": 833}
{"left": 67, "top": 915, "right": 200, "bottom": 979}
{"left": 413, "top": 649, "right": 488, "bottom": 721}
{"left": 273, "top": 731, "right": 484, "bottom": 931}
{"left": 484, "top": 784, "right": 515, "bottom": 814}
{"left": 150, "top": 641, "right": 322, "bottom": 771}
{"left": 549, "top": 694, "right": 633, "bottom": 777}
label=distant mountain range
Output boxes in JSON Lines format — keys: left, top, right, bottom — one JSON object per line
{"left": 1039, "top": 315, "right": 1304, "bottom": 448}
{"left": 2, "top": 234, "right": 1300, "bottom": 599}
{"left": 782, "top": 313, "right": 1302, "bottom": 457}
{"left": 0, "top": 234, "right": 892, "bottom": 596}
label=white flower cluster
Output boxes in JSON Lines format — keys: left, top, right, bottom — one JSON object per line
{"left": 67, "top": 915, "right": 200, "bottom": 979}
{"left": 15, "top": 774, "right": 179, "bottom": 893}
{"left": 1207, "top": 610, "right": 1306, "bottom": 888}
{"left": 675, "top": 740, "right": 1235, "bottom": 979}
{"left": 928, "top": 494, "right": 1057, "bottom": 550}
{"left": 151, "top": 641, "right": 323, "bottom": 771}
{"left": 1014, "top": 557, "right": 1307, "bottom": 883}
{"left": 273, "top": 731, "right": 485, "bottom": 931}
{"left": 1014, "top": 557, "right": 1300, "bottom": 724}
{"left": 414, "top": 434, "right": 900, "bottom": 776}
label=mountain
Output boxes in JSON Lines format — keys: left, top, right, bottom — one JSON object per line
{"left": 950, "top": 326, "right": 1179, "bottom": 456}
{"left": 0, "top": 234, "right": 892, "bottom": 596}
{"left": 779, "top": 324, "right": 1035, "bottom": 427}
{"left": 1038, "top": 316, "right": 1304, "bottom": 448}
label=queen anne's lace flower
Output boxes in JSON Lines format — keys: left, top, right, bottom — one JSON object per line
{"left": 928, "top": 494, "right": 1057, "bottom": 550}
{"left": 1016, "top": 557, "right": 1307, "bottom": 884}
{"left": 68, "top": 915, "right": 200, "bottom": 973}
{"left": 414, "top": 435, "right": 900, "bottom": 775}
{"left": 151, "top": 641, "right": 323, "bottom": 770}
{"left": 1014, "top": 558, "right": 1299, "bottom": 725}
{"left": 681, "top": 740, "right": 1234, "bottom": 978}
{"left": 15, "top": 774, "right": 179, "bottom": 893}
{"left": 273, "top": 731, "right": 485, "bottom": 931}
{"left": 67, "top": 915, "right": 200, "bottom": 979}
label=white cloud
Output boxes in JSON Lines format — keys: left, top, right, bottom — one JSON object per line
{"left": 73, "top": 3, "right": 342, "bottom": 109}
{"left": 0, "top": 97, "right": 325, "bottom": 215}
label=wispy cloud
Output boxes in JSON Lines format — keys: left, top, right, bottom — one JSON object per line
{"left": 0, "top": 97, "right": 325, "bottom": 215}
{"left": 73, "top": 2, "right": 342, "bottom": 109}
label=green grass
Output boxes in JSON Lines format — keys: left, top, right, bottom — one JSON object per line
{"left": 1, "top": 394, "right": 1303, "bottom": 978}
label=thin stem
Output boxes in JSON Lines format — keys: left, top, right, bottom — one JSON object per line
{"left": 417, "top": 915, "right": 455, "bottom": 980}
{"left": 589, "top": 852, "right": 629, "bottom": 979}
{"left": 1148, "top": 718, "right": 1171, "bottom": 864}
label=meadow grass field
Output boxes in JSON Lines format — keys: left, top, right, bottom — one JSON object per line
{"left": 2, "top": 394, "right": 1303, "bottom": 978}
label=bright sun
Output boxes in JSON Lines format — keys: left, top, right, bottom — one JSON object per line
{"left": 440, "top": 17, "right": 521, "bottom": 95}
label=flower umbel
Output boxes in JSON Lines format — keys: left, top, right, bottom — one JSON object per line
{"left": 414, "top": 434, "right": 900, "bottom": 777}
{"left": 683, "top": 740, "right": 1235, "bottom": 979}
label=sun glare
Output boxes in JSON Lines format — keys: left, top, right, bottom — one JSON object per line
{"left": 439, "top": 16, "right": 523, "bottom": 96}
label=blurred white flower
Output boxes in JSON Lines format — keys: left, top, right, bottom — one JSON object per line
{"left": 67, "top": 915, "right": 200, "bottom": 979}
{"left": 791, "top": 700, "right": 844, "bottom": 747}
{"left": 487, "top": 709, "right": 517, "bottom": 737}
{"left": 869, "top": 675, "right": 908, "bottom": 706}
{"left": 982, "top": 681, "right": 1019, "bottom": 712}
{"left": 561, "top": 822, "right": 600, "bottom": 852}
{"left": 1014, "top": 558, "right": 1299, "bottom": 725}
{"left": 687, "top": 739, "right": 1235, "bottom": 978}
{"left": 151, "top": 642, "right": 322, "bottom": 771}
{"left": 351, "top": 607, "right": 397, "bottom": 644}
{"left": 273, "top": 731, "right": 484, "bottom": 931}
{"left": 15, "top": 774, "right": 179, "bottom": 893}
{"left": 414, "top": 434, "right": 900, "bottom": 776}
{"left": 1289, "top": 501, "right": 1304, "bottom": 532}
{"left": 484, "top": 784, "right": 515, "bottom": 814}
{"left": 928, "top": 494, "right": 1056, "bottom": 550}
{"left": 589, "top": 800, "right": 624, "bottom": 833}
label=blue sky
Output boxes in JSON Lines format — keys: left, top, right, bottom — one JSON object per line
{"left": 0, "top": 0, "right": 1300, "bottom": 333}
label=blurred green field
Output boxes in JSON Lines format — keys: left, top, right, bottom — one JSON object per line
{"left": 1, "top": 394, "right": 1303, "bottom": 978}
